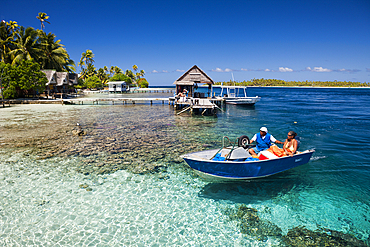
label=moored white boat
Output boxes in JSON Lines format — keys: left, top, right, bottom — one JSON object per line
{"left": 214, "top": 86, "right": 261, "bottom": 105}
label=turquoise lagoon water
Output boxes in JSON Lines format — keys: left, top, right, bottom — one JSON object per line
{"left": 0, "top": 87, "right": 369, "bottom": 246}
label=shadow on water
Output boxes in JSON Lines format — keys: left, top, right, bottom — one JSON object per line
{"left": 198, "top": 171, "right": 308, "bottom": 204}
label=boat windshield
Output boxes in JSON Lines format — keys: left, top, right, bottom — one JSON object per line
{"left": 214, "top": 86, "right": 248, "bottom": 97}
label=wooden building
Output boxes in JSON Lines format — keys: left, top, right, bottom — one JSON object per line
{"left": 173, "top": 65, "right": 214, "bottom": 98}
{"left": 42, "top": 70, "right": 57, "bottom": 95}
{"left": 55, "top": 72, "right": 70, "bottom": 93}
{"left": 108, "top": 81, "right": 128, "bottom": 93}
{"left": 68, "top": 73, "right": 79, "bottom": 88}
{"left": 42, "top": 70, "right": 78, "bottom": 96}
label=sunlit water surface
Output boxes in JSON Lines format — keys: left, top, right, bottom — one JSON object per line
{"left": 0, "top": 87, "right": 369, "bottom": 246}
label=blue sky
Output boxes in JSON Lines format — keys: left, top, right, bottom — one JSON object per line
{"left": 2, "top": 0, "right": 370, "bottom": 85}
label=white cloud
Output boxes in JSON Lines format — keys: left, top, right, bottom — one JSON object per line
{"left": 279, "top": 67, "right": 293, "bottom": 72}
{"left": 265, "top": 69, "right": 271, "bottom": 72}
{"left": 212, "top": 68, "right": 224, "bottom": 72}
{"left": 305, "top": 67, "right": 359, "bottom": 73}
{"left": 150, "top": 69, "right": 168, "bottom": 73}
{"left": 312, "top": 67, "right": 332, "bottom": 72}
{"left": 333, "top": 68, "right": 360, "bottom": 73}
{"left": 225, "top": 68, "right": 233, "bottom": 72}
{"left": 176, "top": 69, "right": 185, "bottom": 72}
{"left": 241, "top": 68, "right": 248, "bottom": 71}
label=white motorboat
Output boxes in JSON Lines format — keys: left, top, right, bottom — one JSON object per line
{"left": 214, "top": 86, "right": 261, "bottom": 105}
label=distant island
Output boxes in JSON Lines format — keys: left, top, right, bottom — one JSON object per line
{"left": 215, "top": 78, "right": 370, "bottom": 88}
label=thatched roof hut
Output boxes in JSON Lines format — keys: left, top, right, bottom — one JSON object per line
{"left": 56, "top": 72, "right": 69, "bottom": 86}
{"left": 68, "top": 73, "right": 79, "bottom": 86}
{"left": 173, "top": 65, "right": 214, "bottom": 96}
{"left": 41, "top": 70, "right": 57, "bottom": 85}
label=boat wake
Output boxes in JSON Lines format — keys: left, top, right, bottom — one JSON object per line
{"left": 310, "top": 155, "right": 326, "bottom": 161}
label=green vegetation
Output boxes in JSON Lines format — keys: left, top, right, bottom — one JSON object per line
{"left": 84, "top": 75, "right": 103, "bottom": 90}
{"left": 109, "top": 73, "right": 132, "bottom": 85}
{"left": 0, "top": 20, "right": 75, "bottom": 72}
{"left": 137, "top": 78, "right": 149, "bottom": 88}
{"left": 0, "top": 60, "right": 47, "bottom": 98}
{"left": 0, "top": 17, "right": 75, "bottom": 98}
{"left": 77, "top": 49, "right": 147, "bottom": 89}
{"left": 1, "top": 14, "right": 149, "bottom": 96}
{"left": 215, "top": 78, "right": 370, "bottom": 87}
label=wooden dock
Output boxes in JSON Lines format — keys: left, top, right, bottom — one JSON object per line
{"left": 1, "top": 96, "right": 225, "bottom": 116}
{"left": 0, "top": 98, "right": 170, "bottom": 106}
{"left": 169, "top": 97, "right": 224, "bottom": 115}
{"left": 130, "top": 88, "right": 175, "bottom": 93}
{"left": 65, "top": 97, "right": 170, "bottom": 105}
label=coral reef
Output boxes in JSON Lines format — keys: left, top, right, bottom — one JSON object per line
{"left": 225, "top": 204, "right": 369, "bottom": 246}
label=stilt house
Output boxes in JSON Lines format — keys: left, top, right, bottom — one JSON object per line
{"left": 173, "top": 65, "right": 214, "bottom": 98}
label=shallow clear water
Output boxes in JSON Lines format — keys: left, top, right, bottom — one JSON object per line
{"left": 0, "top": 88, "right": 369, "bottom": 246}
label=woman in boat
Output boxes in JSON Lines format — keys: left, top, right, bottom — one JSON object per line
{"left": 283, "top": 131, "right": 298, "bottom": 156}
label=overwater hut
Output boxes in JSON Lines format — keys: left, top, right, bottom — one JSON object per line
{"left": 108, "top": 81, "right": 128, "bottom": 93}
{"left": 173, "top": 65, "right": 214, "bottom": 98}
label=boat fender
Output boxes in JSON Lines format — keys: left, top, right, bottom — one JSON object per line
{"left": 238, "top": 135, "right": 250, "bottom": 149}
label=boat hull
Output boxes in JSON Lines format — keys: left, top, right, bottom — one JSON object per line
{"left": 182, "top": 150, "right": 314, "bottom": 180}
{"left": 225, "top": 98, "right": 260, "bottom": 105}
{"left": 216, "top": 96, "right": 261, "bottom": 105}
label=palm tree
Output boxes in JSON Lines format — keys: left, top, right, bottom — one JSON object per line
{"left": 36, "top": 12, "right": 50, "bottom": 30}
{"left": 125, "top": 69, "right": 134, "bottom": 79}
{"left": 78, "top": 49, "right": 94, "bottom": 71}
{"left": 78, "top": 49, "right": 95, "bottom": 80}
{"left": 9, "top": 26, "right": 41, "bottom": 65}
{"left": 97, "top": 68, "right": 108, "bottom": 84}
{"left": 39, "top": 32, "right": 69, "bottom": 71}
{"left": 125, "top": 69, "right": 136, "bottom": 86}
{"left": 140, "top": 69, "right": 145, "bottom": 77}
{"left": 86, "top": 64, "right": 97, "bottom": 77}
{"left": 64, "top": 57, "right": 76, "bottom": 73}
{"left": 6, "top": 21, "right": 19, "bottom": 32}
{"left": 114, "top": 66, "right": 122, "bottom": 75}
{"left": 109, "top": 66, "right": 115, "bottom": 77}
{"left": 132, "top": 64, "right": 138, "bottom": 72}
{"left": 0, "top": 21, "right": 14, "bottom": 63}
{"left": 103, "top": 66, "right": 108, "bottom": 75}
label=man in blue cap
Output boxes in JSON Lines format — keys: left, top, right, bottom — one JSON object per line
{"left": 249, "top": 127, "right": 283, "bottom": 157}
